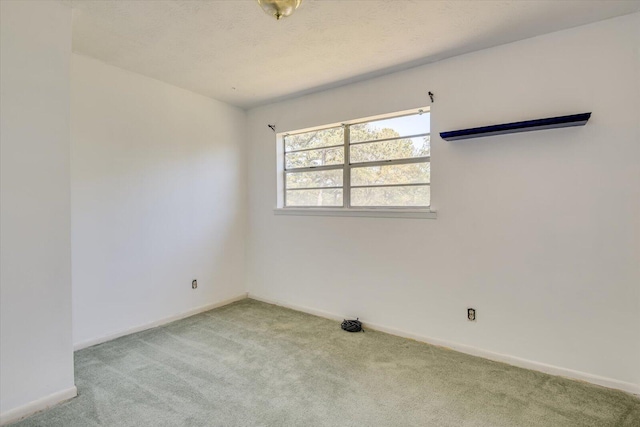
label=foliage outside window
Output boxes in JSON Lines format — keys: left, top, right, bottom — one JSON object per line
{"left": 282, "top": 109, "right": 430, "bottom": 209}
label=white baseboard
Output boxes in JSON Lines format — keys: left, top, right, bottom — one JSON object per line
{"left": 0, "top": 386, "right": 77, "bottom": 426}
{"left": 248, "top": 293, "right": 640, "bottom": 396}
{"left": 74, "top": 293, "right": 248, "bottom": 351}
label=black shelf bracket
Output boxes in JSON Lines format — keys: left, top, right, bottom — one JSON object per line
{"left": 440, "top": 112, "right": 591, "bottom": 141}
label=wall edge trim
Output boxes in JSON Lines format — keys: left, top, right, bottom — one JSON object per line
{"left": 73, "top": 293, "right": 249, "bottom": 351}
{"left": 247, "top": 293, "right": 640, "bottom": 396}
{"left": 0, "top": 386, "right": 78, "bottom": 426}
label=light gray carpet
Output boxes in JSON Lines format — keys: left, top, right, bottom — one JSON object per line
{"left": 11, "top": 299, "right": 640, "bottom": 426}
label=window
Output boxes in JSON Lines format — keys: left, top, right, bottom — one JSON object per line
{"left": 278, "top": 108, "right": 431, "bottom": 214}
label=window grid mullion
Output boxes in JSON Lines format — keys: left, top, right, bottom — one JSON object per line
{"left": 351, "top": 183, "right": 430, "bottom": 189}
{"left": 349, "top": 133, "right": 430, "bottom": 146}
{"left": 284, "top": 164, "right": 344, "bottom": 173}
{"left": 284, "top": 143, "right": 345, "bottom": 154}
{"left": 283, "top": 136, "right": 287, "bottom": 207}
{"left": 344, "top": 124, "right": 350, "bottom": 209}
{"left": 286, "top": 186, "right": 343, "bottom": 191}
{"left": 350, "top": 156, "right": 430, "bottom": 169}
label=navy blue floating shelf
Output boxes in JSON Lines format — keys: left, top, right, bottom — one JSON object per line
{"left": 440, "top": 112, "right": 591, "bottom": 141}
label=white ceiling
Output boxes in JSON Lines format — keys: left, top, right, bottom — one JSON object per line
{"left": 65, "top": 0, "right": 640, "bottom": 109}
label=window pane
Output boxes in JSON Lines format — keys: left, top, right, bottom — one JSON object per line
{"left": 350, "top": 113, "right": 430, "bottom": 143}
{"left": 351, "top": 185, "right": 430, "bottom": 207}
{"left": 285, "top": 147, "right": 344, "bottom": 169}
{"left": 285, "top": 127, "right": 344, "bottom": 152}
{"left": 286, "top": 189, "right": 343, "bottom": 207}
{"left": 286, "top": 169, "right": 343, "bottom": 189}
{"left": 350, "top": 136, "right": 429, "bottom": 164}
{"left": 351, "top": 162, "right": 430, "bottom": 186}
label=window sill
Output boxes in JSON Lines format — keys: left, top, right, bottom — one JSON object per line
{"left": 273, "top": 208, "right": 437, "bottom": 219}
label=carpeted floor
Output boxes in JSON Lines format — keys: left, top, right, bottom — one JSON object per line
{"left": 11, "top": 299, "right": 640, "bottom": 427}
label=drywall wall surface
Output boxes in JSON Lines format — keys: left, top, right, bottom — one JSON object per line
{"left": 0, "top": 0, "right": 76, "bottom": 417}
{"left": 246, "top": 14, "right": 640, "bottom": 388}
{"left": 71, "top": 54, "right": 248, "bottom": 346}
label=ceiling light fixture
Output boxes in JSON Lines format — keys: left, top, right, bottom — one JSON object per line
{"left": 257, "top": 0, "right": 302, "bottom": 20}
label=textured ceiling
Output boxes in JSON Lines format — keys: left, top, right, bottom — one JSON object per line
{"left": 65, "top": 0, "right": 640, "bottom": 109}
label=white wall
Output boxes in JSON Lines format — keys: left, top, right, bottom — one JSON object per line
{"left": 71, "top": 55, "right": 247, "bottom": 348}
{"left": 0, "top": 0, "right": 76, "bottom": 421}
{"left": 246, "top": 14, "right": 640, "bottom": 392}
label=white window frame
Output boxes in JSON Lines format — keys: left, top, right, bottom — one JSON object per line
{"left": 275, "top": 107, "right": 437, "bottom": 219}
